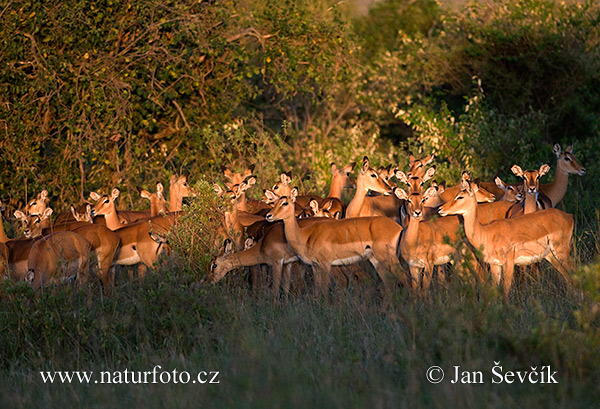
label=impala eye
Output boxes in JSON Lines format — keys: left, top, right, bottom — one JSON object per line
{"left": 273, "top": 185, "right": 278, "bottom": 190}
{"left": 104, "top": 199, "right": 109, "bottom": 204}
{"left": 565, "top": 157, "right": 571, "bottom": 161}
{"left": 371, "top": 174, "right": 376, "bottom": 178}
{"left": 281, "top": 202, "right": 288, "bottom": 207}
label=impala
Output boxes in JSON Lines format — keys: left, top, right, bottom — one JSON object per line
{"left": 24, "top": 231, "right": 93, "bottom": 290}
{"left": 265, "top": 188, "right": 406, "bottom": 294}
{"left": 507, "top": 164, "right": 552, "bottom": 217}
{"left": 395, "top": 186, "right": 464, "bottom": 292}
{"left": 139, "top": 183, "right": 168, "bottom": 216}
{"left": 438, "top": 179, "right": 574, "bottom": 296}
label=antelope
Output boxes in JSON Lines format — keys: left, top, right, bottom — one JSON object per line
{"left": 541, "top": 144, "right": 586, "bottom": 206}
{"left": 508, "top": 164, "right": 552, "bottom": 218}
{"left": 345, "top": 157, "right": 394, "bottom": 218}
{"left": 438, "top": 179, "right": 574, "bottom": 296}
{"left": 408, "top": 152, "right": 435, "bottom": 178}
{"left": 24, "top": 231, "right": 93, "bottom": 290}
{"left": 72, "top": 204, "right": 93, "bottom": 222}
{"left": 168, "top": 174, "right": 196, "bottom": 212}
{"left": 139, "top": 183, "right": 167, "bottom": 216}
{"left": 90, "top": 189, "right": 128, "bottom": 230}
{"left": 223, "top": 164, "right": 255, "bottom": 189}
{"left": 395, "top": 186, "right": 464, "bottom": 292}
{"left": 109, "top": 214, "right": 177, "bottom": 278}
{"left": 14, "top": 208, "right": 53, "bottom": 238}
{"left": 439, "top": 174, "right": 496, "bottom": 204}
{"left": 494, "top": 177, "right": 523, "bottom": 203}
{"left": 265, "top": 188, "right": 406, "bottom": 295}
{"left": 24, "top": 189, "right": 51, "bottom": 227}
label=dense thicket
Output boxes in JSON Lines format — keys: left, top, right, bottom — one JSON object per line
{"left": 1, "top": 0, "right": 599, "bottom": 215}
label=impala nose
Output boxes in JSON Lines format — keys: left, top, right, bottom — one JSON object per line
{"left": 265, "top": 214, "right": 274, "bottom": 222}
{"left": 580, "top": 168, "right": 586, "bottom": 175}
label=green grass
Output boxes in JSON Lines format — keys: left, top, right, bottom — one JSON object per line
{"left": 2, "top": 255, "right": 600, "bottom": 408}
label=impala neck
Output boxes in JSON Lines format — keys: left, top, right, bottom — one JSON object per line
{"left": 402, "top": 213, "right": 421, "bottom": 251}
{"left": 345, "top": 180, "right": 369, "bottom": 218}
{"left": 328, "top": 173, "right": 344, "bottom": 199}
{"left": 542, "top": 164, "right": 568, "bottom": 206}
{"left": 169, "top": 186, "right": 183, "bottom": 212}
{"left": 103, "top": 205, "right": 123, "bottom": 230}
{"left": 460, "top": 196, "right": 485, "bottom": 252}
{"left": 523, "top": 192, "right": 538, "bottom": 214}
{"left": 0, "top": 215, "right": 9, "bottom": 243}
{"left": 280, "top": 209, "right": 306, "bottom": 257}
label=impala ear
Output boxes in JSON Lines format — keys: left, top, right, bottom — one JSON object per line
{"left": 423, "top": 154, "right": 435, "bottom": 165}
{"left": 40, "top": 189, "right": 48, "bottom": 200}
{"left": 511, "top": 165, "right": 524, "bottom": 178}
{"left": 539, "top": 164, "right": 551, "bottom": 176}
{"left": 423, "top": 186, "right": 437, "bottom": 199}
{"left": 213, "top": 184, "right": 224, "bottom": 197}
{"left": 245, "top": 176, "right": 256, "bottom": 187}
{"left": 156, "top": 183, "right": 164, "bottom": 196}
{"left": 244, "top": 238, "right": 255, "bottom": 250}
{"left": 395, "top": 170, "right": 409, "bottom": 185}
{"left": 408, "top": 152, "right": 416, "bottom": 163}
{"left": 566, "top": 145, "right": 573, "bottom": 153}
{"left": 346, "top": 162, "right": 356, "bottom": 172}
{"left": 333, "top": 211, "right": 341, "bottom": 219}
{"left": 280, "top": 173, "right": 291, "bottom": 185}
{"left": 14, "top": 210, "right": 26, "bottom": 220}
{"left": 170, "top": 174, "right": 177, "bottom": 185}
{"left": 330, "top": 163, "right": 337, "bottom": 174}
{"left": 461, "top": 171, "right": 471, "bottom": 182}
{"left": 111, "top": 188, "right": 120, "bottom": 200}
{"left": 423, "top": 166, "right": 436, "bottom": 182}
{"left": 223, "top": 239, "right": 233, "bottom": 255}
{"left": 70, "top": 206, "right": 77, "bottom": 218}
{"left": 393, "top": 187, "right": 408, "bottom": 200}
{"left": 89, "top": 191, "right": 101, "bottom": 201}
{"left": 86, "top": 204, "right": 92, "bottom": 216}
{"left": 140, "top": 189, "right": 151, "bottom": 199}
{"left": 361, "top": 156, "right": 370, "bottom": 174}
{"left": 263, "top": 190, "right": 278, "bottom": 203}
{"left": 494, "top": 176, "right": 505, "bottom": 190}
{"left": 553, "top": 143, "right": 561, "bottom": 157}
{"left": 290, "top": 187, "right": 298, "bottom": 202}
{"left": 41, "top": 207, "right": 53, "bottom": 220}
{"left": 309, "top": 199, "right": 319, "bottom": 215}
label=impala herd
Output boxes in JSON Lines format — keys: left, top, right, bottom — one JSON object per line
{"left": 0, "top": 144, "right": 587, "bottom": 298}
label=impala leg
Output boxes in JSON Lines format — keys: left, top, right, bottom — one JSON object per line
{"left": 502, "top": 258, "right": 515, "bottom": 297}
{"left": 545, "top": 252, "right": 574, "bottom": 288}
{"left": 408, "top": 266, "right": 422, "bottom": 292}
{"left": 271, "top": 261, "right": 283, "bottom": 300}
{"left": 490, "top": 264, "right": 502, "bottom": 287}
{"left": 282, "top": 262, "right": 292, "bottom": 296}
{"left": 422, "top": 263, "right": 434, "bottom": 294}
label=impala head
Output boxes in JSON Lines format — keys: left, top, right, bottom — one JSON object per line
{"left": 511, "top": 164, "right": 550, "bottom": 196}
{"left": 494, "top": 177, "right": 524, "bottom": 203}
{"left": 223, "top": 164, "right": 255, "bottom": 189}
{"left": 170, "top": 174, "right": 197, "bottom": 200}
{"left": 14, "top": 207, "right": 53, "bottom": 238}
{"left": 394, "top": 186, "right": 438, "bottom": 220}
{"left": 331, "top": 162, "right": 356, "bottom": 189}
{"left": 377, "top": 164, "right": 396, "bottom": 188}
{"left": 309, "top": 198, "right": 338, "bottom": 219}
{"left": 358, "top": 156, "right": 392, "bottom": 195}
{"left": 270, "top": 172, "right": 293, "bottom": 197}
{"left": 461, "top": 172, "right": 495, "bottom": 203}
{"left": 396, "top": 166, "right": 436, "bottom": 194}
{"left": 140, "top": 183, "right": 167, "bottom": 215}
{"left": 438, "top": 179, "right": 477, "bottom": 217}
{"left": 25, "top": 189, "right": 49, "bottom": 216}
{"left": 554, "top": 144, "right": 586, "bottom": 176}
{"left": 408, "top": 152, "right": 435, "bottom": 178}
{"left": 90, "top": 188, "right": 120, "bottom": 217}
{"left": 71, "top": 204, "right": 93, "bottom": 222}
{"left": 265, "top": 188, "right": 297, "bottom": 222}
{"left": 208, "top": 238, "right": 234, "bottom": 283}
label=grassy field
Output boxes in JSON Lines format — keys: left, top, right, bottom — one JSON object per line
{"left": 2, "top": 240, "right": 600, "bottom": 408}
